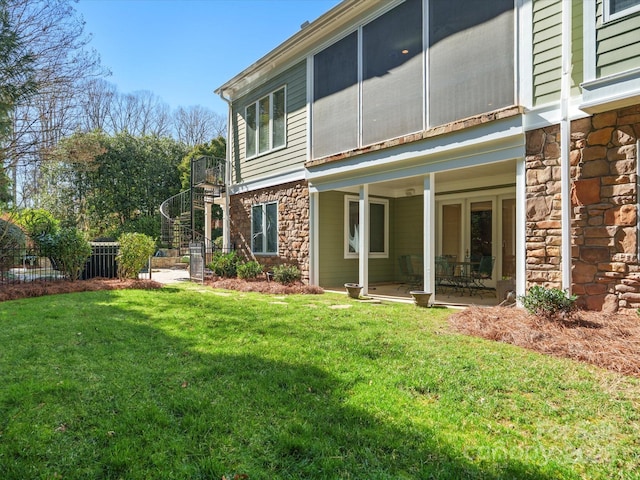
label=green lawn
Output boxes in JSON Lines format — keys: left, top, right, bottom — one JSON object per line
{"left": 0, "top": 285, "right": 639, "bottom": 479}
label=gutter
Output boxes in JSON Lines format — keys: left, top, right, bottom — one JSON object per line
{"left": 218, "top": 91, "right": 233, "bottom": 252}
{"left": 560, "top": 0, "right": 572, "bottom": 292}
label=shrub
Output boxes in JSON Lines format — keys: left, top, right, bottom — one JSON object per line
{"left": 15, "top": 209, "right": 59, "bottom": 239}
{"left": 208, "top": 251, "right": 240, "bottom": 278}
{"left": 49, "top": 228, "right": 92, "bottom": 281}
{"left": 117, "top": 232, "right": 156, "bottom": 279}
{"left": 520, "top": 285, "right": 577, "bottom": 319}
{"left": 237, "top": 260, "right": 263, "bottom": 280}
{"left": 0, "top": 218, "right": 26, "bottom": 269}
{"left": 272, "top": 264, "right": 301, "bottom": 285}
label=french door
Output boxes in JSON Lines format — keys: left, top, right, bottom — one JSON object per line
{"left": 438, "top": 194, "right": 515, "bottom": 287}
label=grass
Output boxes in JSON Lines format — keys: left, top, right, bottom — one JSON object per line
{"left": 0, "top": 284, "right": 639, "bottom": 479}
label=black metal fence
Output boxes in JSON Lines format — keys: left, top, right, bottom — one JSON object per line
{"left": 0, "top": 242, "right": 120, "bottom": 285}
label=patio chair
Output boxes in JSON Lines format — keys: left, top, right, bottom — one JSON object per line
{"left": 398, "top": 254, "right": 422, "bottom": 290}
{"left": 471, "top": 255, "right": 495, "bottom": 297}
{"left": 435, "top": 256, "right": 456, "bottom": 293}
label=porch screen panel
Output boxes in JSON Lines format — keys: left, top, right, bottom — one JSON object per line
{"left": 312, "top": 32, "right": 358, "bottom": 159}
{"left": 362, "top": 0, "right": 423, "bottom": 146}
{"left": 428, "top": 0, "right": 514, "bottom": 127}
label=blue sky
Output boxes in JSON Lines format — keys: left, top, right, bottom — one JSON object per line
{"left": 74, "top": 0, "right": 341, "bottom": 116}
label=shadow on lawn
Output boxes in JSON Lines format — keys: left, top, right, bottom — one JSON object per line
{"left": 1, "top": 289, "right": 561, "bottom": 480}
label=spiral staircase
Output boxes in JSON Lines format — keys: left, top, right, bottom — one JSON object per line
{"left": 160, "top": 156, "right": 225, "bottom": 255}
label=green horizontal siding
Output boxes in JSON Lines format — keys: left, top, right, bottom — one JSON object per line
{"left": 596, "top": 0, "right": 640, "bottom": 77}
{"left": 533, "top": 0, "right": 562, "bottom": 105}
{"left": 230, "top": 61, "right": 307, "bottom": 185}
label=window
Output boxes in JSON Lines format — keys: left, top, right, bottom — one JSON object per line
{"left": 252, "top": 202, "right": 278, "bottom": 254}
{"left": 245, "top": 86, "right": 286, "bottom": 158}
{"left": 605, "top": 0, "right": 640, "bottom": 21}
{"left": 344, "top": 196, "right": 389, "bottom": 258}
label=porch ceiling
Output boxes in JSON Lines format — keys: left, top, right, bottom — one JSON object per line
{"left": 334, "top": 159, "right": 517, "bottom": 198}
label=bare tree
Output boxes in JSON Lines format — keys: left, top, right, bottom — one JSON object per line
{"left": 77, "top": 78, "right": 116, "bottom": 132}
{"left": 173, "top": 105, "right": 226, "bottom": 146}
{"left": 5, "top": 0, "right": 106, "bottom": 206}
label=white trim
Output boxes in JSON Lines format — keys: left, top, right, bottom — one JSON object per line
{"left": 424, "top": 173, "right": 435, "bottom": 293}
{"left": 344, "top": 194, "right": 389, "bottom": 260}
{"left": 310, "top": 191, "right": 319, "bottom": 285}
{"left": 516, "top": 157, "right": 526, "bottom": 301}
{"left": 517, "top": 0, "right": 533, "bottom": 108}
{"left": 307, "top": 116, "right": 525, "bottom": 192}
{"left": 359, "top": 185, "right": 370, "bottom": 295}
{"left": 603, "top": 0, "right": 640, "bottom": 22}
{"left": 229, "top": 168, "right": 306, "bottom": 195}
{"left": 580, "top": 67, "right": 640, "bottom": 113}
{"left": 251, "top": 201, "right": 279, "bottom": 256}
{"left": 244, "top": 85, "right": 287, "bottom": 160}
{"left": 583, "top": 0, "right": 596, "bottom": 82}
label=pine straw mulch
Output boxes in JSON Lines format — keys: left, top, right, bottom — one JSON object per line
{"left": 449, "top": 306, "right": 640, "bottom": 378}
{"left": 205, "top": 277, "right": 324, "bottom": 295}
{"left": 0, "top": 278, "right": 163, "bottom": 302}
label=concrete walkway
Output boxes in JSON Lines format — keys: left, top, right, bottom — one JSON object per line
{"left": 142, "top": 267, "right": 190, "bottom": 284}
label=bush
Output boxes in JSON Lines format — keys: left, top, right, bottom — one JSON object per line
{"left": 49, "top": 228, "right": 92, "bottom": 281}
{"left": 208, "top": 251, "right": 240, "bottom": 278}
{"left": 117, "top": 232, "right": 156, "bottom": 279}
{"left": 237, "top": 260, "right": 263, "bottom": 280}
{"left": 272, "top": 264, "right": 301, "bottom": 285}
{"left": 0, "top": 218, "right": 26, "bottom": 269}
{"left": 520, "top": 285, "right": 577, "bottom": 319}
{"left": 15, "top": 209, "right": 59, "bottom": 239}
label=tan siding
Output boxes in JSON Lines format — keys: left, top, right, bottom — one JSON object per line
{"left": 533, "top": 0, "right": 563, "bottom": 105}
{"left": 319, "top": 192, "right": 357, "bottom": 287}
{"left": 230, "top": 61, "right": 307, "bottom": 186}
{"left": 596, "top": 2, "right": 640, "bottom": 77}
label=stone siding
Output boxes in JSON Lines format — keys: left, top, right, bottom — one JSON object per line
{"left": 526, "top": 105, "right": 640, "bottom": 312}
{"left": 229, "top": 180, "right": 310, "bottom": 282}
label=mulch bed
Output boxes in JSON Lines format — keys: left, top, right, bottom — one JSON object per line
{"left": 2, "top": 278, "right": 638, "bottom": 378}
{"left": 0, "top": 278, "right": 162, "bottom": 302}
{"left": 449, "top": 306, "right": 640, "bottom": 378}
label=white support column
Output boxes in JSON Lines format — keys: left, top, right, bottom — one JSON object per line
{"left": 359, "top": 184, "right": 369, "bottom": 295}
{"left": 222, "top": 195, "right": 231, "bottom": 251}
{"left": 516, "top": 157, "right": 526, "bottom": 299}
{"left": 309, "top": 189, "right": 320, "bottom": 286}
{"left": 204, "top": 200, "right": 212, "bottom": 251}
{"left": 423, "top": 174, "right": 435, "bottom": 294}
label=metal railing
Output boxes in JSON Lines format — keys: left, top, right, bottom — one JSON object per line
{"left": 0, "top": 242, "right": 120, "bottom": 285}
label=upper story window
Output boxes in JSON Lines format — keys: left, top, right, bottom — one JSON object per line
{"left": 604, "top": 0, "right": 640, "bottom": 21}
{"left": 245, "top": 86, "right": 286, "bottom": 159}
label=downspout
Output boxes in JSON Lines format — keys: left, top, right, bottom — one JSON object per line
{"left": 218, "top": 91, "right": 233, "bottom": 252}
{"left": 560, "top": 0, "right": 572, "bottom": 292}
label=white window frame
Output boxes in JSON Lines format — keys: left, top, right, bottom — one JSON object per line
{"left": 245, "top": 86, "right": 287, "bottom": 159}
{"left": 604, "top": 0, "right": 640, "bottom": 22}
{"left": 251, "top": 201, "right": 278, "bottom": 255}
{"left": 344, "top": 195, "right": 389, "bottom": 259}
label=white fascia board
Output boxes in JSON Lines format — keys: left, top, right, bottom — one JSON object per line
{"left": 580, "top": 67, "right": 640, "bottom": 113}
{"left": 228, "top": 167, "right": 306, "bottom": 195}
{"left": 307, "top": 116, "right": 526, "bottom": 192}
{"left": 524, "top": 100, "right": 591, "bottom": 131}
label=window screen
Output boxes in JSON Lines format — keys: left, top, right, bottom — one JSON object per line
{"left": 609, "top": 0, "right": 640, "bottom": 14}
{"left": 362, "top": 0, "right": 423, "bottom": 145}
{"left": 429, "top": 0, "right": 514, "bottom": 127}
{"left": 246, "top": 104, "right": 256, "bottom": 158}
{"left": 312, "top": 32, "right": 358, "bottom": 158}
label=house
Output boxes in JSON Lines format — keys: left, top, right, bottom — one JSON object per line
{"left": 212, "top": 0, "right": 640, "bottom": 312}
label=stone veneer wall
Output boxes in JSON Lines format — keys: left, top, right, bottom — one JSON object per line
{"left": 229, "top": 180, "right": 310, "bottom": 282}
{"left": 526, "top": 105, "right": 640, "bottom": 312}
